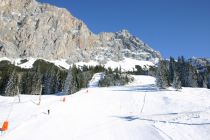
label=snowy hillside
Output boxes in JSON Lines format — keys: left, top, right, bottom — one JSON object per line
{"left": 1, "top": 76, "right": 210, "bottom": 140}
{"left": 88, "top": 73, "right": 105, "bottom": 87}
{"left": 0, "top": 57, "right": 155, "bottom": 71}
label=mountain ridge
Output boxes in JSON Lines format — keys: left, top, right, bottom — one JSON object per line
{"left": 0, "top": 0, "right": 161, "bottom": 63}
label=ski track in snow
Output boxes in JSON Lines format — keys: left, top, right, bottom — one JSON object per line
{"left": 153, "top": 125, "right": 173, "bottom": 140}
{"left": 0, "top": 75, "right": 210, "bottom": 140}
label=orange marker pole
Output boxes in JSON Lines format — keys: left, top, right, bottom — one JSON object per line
{"left": 0, "top": 121, "right": 9, "bottom": 132}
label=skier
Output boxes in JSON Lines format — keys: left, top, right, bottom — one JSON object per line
{"left": 47, "top": 109, "right": 50, "bottom": 115}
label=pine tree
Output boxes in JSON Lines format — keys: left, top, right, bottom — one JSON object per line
{"left": 63, "top": 67, "right": 73, "bottom": 95}
{"left": 203, "top": 74, "right": 208, "bottom": 88}
{"left": 207, "top": 76, "right": 210, "bottom": 89}
{"left": 156, "top": 61, "right": 170, "bottom": 89}
{"left": 31, "top": 65, "right": 43, "bottom": 105}
{"left": 17, "top": 73, "right": 22, "bottom": 102}
{"left": 119, "top": 66, "right": 122, "bottom": 75}
{"left": 71, "top": 65, "right": 79, "bottom": 93}
{"left": 55, "top": 70, "right": 61, "bottom": 94}
{"left": 169, "top": 57, "right": 175, "bottom": 83}
{"left": 207, "top": 66, "right": 210, "bottom": 89}
{"left": 4, "top": 69, "right": 18, "bottom": 96}
{"left": 172, "top": 68, "right": 182, "bottom": 90}
{"left": 177, "top": 56, "right": 188, "bottom": 87}
{"left": 187, "top": 64, "right": 198, "bottom": 87}
{"left": 43, "top": 66, "right": 56, "bottom": 95}
{"left": 197, "top": 71, "right": 207, "bottom": 88}
{"left": 31, "top": 72, "right": 42, "bottom": 95}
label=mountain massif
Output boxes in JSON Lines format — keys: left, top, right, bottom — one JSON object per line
{"left": 0, "top": 0, "right": 161, "bottom": 63}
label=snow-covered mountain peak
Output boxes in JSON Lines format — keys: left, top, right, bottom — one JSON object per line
{"left": 116, "top": 29, "right": 132, "bottom": 37}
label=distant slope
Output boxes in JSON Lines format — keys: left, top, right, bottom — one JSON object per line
{"left": 1, "top": 76, "right": 210, "bottom": 140}
{"left": 0, "top": 57, "right": 155, "bottom": 71}
{"left": 88, "top": 73, "right": 105, "bottom": 87}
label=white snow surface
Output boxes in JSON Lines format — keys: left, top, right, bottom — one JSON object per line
{"left": 88, "top": 73, "right": 105, "bottom": 87}
{"left": 75, "top": 58, "right": 154, "bottom": 71}
{"left": 0, "top": 57, "right": 70, "bottom": 69}
{"left": 104, "top": 58, "right": 155, "bottom": 71}
{"left": 0, "top": 57, "right": 155, "bottom": 70}
{"left": 47, "top": 59, "right": 70, "bottom": 69}
{"left": 1, "top": 76, "right": 210, "bottom": 140}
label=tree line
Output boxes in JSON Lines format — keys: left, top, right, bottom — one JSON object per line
{"left": 156, "top": 56, "right": 210, "bottom": 90}
{"left": 0, "top": 60, "right": 133, "bottom": 96}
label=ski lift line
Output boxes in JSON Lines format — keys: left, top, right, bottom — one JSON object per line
{"left": 30, "top": 84, "right": 43, "bottom": 106}
{"left": 140, "top": 92, "right": 147, "bottom": 113}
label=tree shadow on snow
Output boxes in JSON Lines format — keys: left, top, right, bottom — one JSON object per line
{"left": 112, "top": 85, "right": 174, "bottom": 93}
{"left": 112, "top": 85, "right": 157, "bottom": 92}
{"left": 114, "top": 116, "right": 210, "bottom": 126}
{"left": 112, "top": 84, "right": 177, "bottom": 92}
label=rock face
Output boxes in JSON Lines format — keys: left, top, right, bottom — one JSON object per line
{"left": 0, "top": 0, "right": 161, "bottom": 63}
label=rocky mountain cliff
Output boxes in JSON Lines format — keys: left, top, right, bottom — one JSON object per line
{"left": 0, "top": 0, "right": 161, "bottom": 63}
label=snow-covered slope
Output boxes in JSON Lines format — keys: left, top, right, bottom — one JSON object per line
{"left": 104, "top": 58, "right": 155, "bottom": 71}
{"left": 0, "top": 57, "right": 70, "bottom": 69}
{"left": 88, "top": 73, "right": 105, "bottom": 87}
{"left": 1, "top": 76, "right": 210, "bottom": 140}
{"left": 0, "top": 57, "right": 155, "bottom": 71}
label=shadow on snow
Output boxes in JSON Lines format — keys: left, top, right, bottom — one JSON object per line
{"left": 111, "top": 84, "right": 175, "bottom": 93}
{"left": 114, "top": 116, "right": 210, "bottom": 126}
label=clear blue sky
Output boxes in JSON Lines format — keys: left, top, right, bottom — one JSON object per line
{"left": 38, "top": 0, "right": 210, "bottom": 59}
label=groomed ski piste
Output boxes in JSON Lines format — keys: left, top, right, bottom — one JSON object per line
{"left": 1, "top": 74, "right": 210, "bottom": 140}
